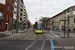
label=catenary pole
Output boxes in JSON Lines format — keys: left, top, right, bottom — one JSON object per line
{"left": 16, "top": 0, "right": 19, "bottom": 33}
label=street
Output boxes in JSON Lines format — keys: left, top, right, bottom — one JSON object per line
{"left": 0, "top": 0, "right": 75, "bottom": 50}
{"left": 0, "top": 28, "right": 75, "bottom": 50}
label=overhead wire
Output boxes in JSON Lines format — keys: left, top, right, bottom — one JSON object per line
{"left": 37, "top": 0, "right": 42, "bottom": 15}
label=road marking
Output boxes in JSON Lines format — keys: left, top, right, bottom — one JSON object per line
{"left": 40, "top": 40, "right": 45, "bottom": 50}
{"left": 25, "top": 40, "right": 37, "bottom": 50}
{"left": 50, "top": 39, "right": 54, "bottom": 50}
{"left": 16, "top": 30, "right": 32, "bottom": 40}
{"left": 40, "top": 34, "right": 46, "bottom": 50}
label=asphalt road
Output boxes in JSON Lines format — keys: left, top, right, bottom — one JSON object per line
{"left": 0, "top": 28, "right": 75, "bottom": 50}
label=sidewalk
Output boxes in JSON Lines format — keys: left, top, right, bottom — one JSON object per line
{"left": 52, "top": 30, "right": 75, "bottom": 38}
{"left": 0, "top": 29, "right": 28, "bottom": 38}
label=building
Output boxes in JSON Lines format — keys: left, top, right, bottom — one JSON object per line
{"left": 39, "top": 17, "right": 50, "bottom": 29}
{"left": 19, "top": 0, "right": 28, "bottom": 30}
{"left": 0, "top": 0, "right": 15, "bottom": 32}
{"left": 45, "top": 5, "right": 75, "bottom": 31}
{"left": 13, "top": 0, "right": 28, "bottom": 31}
{"left": 39, "top": 16, "right": 43, "bottom": 20}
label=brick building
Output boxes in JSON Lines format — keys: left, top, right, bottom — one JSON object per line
{"left": 0, "top": 0, "right": 15, "bottom": 31}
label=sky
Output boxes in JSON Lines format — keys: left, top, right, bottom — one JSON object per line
{"left": 23, "top": 0, "right": 75, "bottom": 24}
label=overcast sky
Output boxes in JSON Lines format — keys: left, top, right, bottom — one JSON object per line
{"left": 23, "top": 0, "right": 75, "bottom": 24}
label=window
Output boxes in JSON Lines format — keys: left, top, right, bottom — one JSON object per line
{"left": 10, "top": 7, "right": 12, "bottom": 12}
{"left": 0, "top": 21, "right": 3, "bottom": 29}
{"left": 74, "top": 18, "right": 75, "bottom": 23}
{"left": 24, "top": 17, "right": 25, "bottom": 19}
{"left": 73, "top": 11, "right": 75, "bottom": 16}
{"left": 14, "top": 7, "right": 17, "bottom": 12}
{"left": 7, "top": 0, "right": 9, "bottom": 1}
{"left": 15, "top": 2, "right": 17, "bottom": 6}
{"left": 9, "top": 16, "right": 10, "bottom": 29}
{"left": 0, "top": 12, "right": 3, "bottom": 19}
{"left": 7, "top": 4, "right": 9, "bottom": 10}
{"left": 11, "top": 17, "right": 12, "bottom": 24}
{"left": 20, "top": 13, "right": 22, "bottom": 16}
{"left": 7, "top": 15, "right": 8, "bottom": 21}
{"left": 24, "top": 20, "right": 26, "bottom": 22}
{"left": 12, "top": 0, "right": 14, "bottom": 4}
{"left": 68, "top": 17, "right": 70, "bottom": 24}
{"left": 12, "top": 8, "right": 14, "bottom": 11}
{"left": 21, "top": 0, "right": 23, "bottom": 3}
{"left": 20, "top": 18, "right": 22, "bottom": 21}
{"left": 20, "top": 9, "right": 23, "bottom": 12}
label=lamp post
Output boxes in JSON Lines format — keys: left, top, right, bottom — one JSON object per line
{"left": 16, "top": 0, "right": 19, "bottom": 33}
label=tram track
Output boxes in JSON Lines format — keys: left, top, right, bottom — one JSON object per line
{"left": 40, "top": 34, "right": 46, "bottom": 50}
{"left": 16, "top": 30, "right": 32, "bottom": 40}
{"left": 25, "top": 40, "right": 37, "bottom": 50}
{"left": 2, "top": 29, "right": 32, "bottom": 40}
{"left": 25, "top": 34, "right": 46, "bottom": 50}
{"left": 10, "top": 30, "right": 31, "bottom": 40}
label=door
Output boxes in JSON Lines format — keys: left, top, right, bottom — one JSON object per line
{"left": 6, "top": 24, "right": 7, "bottom": 30}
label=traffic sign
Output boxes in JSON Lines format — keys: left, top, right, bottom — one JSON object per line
{"left": 51, "top": 19, "right": 52, "bottom": 22}
{"left": 60, "top": 18, "right": 68, "bottom": 21}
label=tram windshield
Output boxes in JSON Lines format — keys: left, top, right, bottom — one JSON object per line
{"left": 35, "top": 24, "right": 42, "bottom": 29}
{"left": 37, "top": 24, "right": 42, "bottom": 29}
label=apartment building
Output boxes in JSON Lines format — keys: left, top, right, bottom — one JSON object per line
{"left": 13, "top": 0, "right": 28, "bottom": 30}
{"left": 13, "top": 0, "right": 17, "bottom": 24}
{"left": 45, "top": 5, "right": 75, "bottom": 31}
{"left": 19, "top": 0, "right": 28, "bottom": 30}
{"left": 0, "top": 0, "right": 15, "bottom": 31}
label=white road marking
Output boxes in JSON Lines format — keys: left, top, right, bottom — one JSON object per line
{"left": 25, "top": 40, "right": 37, "bottom": 50}
{"left": 40, "top": 40, "right": 45, "bottom": 50}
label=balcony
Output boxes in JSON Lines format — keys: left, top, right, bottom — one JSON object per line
{"left": 20, "top": 18, "right": 22, "bottom": 21}
{"left": 20, "top": 13, "right": 22, "bottom": 16}
{"left": 20, "top": 9, "right": 23, "bottom": 12}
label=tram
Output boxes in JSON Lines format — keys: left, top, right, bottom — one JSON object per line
{"left": 34, "top": 21, "right": 43, "bottom": 34}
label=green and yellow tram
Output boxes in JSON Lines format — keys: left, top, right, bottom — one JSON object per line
{"left": 34, "top": 21, "right": 43, "bottom": 34}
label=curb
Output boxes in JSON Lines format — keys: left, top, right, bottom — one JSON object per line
{"left": 0, "top": 29, "right": 28, "bottom": 39}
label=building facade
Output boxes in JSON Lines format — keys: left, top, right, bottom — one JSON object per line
{"left": 39, "top": 17, "right": 50, "bottom": 29}
{"left": 19, "top": 0, "right": 28, "bottom": 30}
{"left": 44, "top": 5, "right": 75, "bottom": 31}
{"left": 0, "top": 0, "right": 15, "bottom": 31}
{"left": 13, "top": 0, "right": 28, "bottom": 31}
